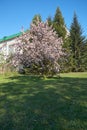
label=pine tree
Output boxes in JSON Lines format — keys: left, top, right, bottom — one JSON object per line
{"left": 70, "top": 13, "right": 86, "bottom": 71}
{"left": 81, "top": 40, "right": 87, "bottom": 71}
{"left": 47, "top": 16, "right": 52, "bottom": 27}
{"left": 53, "top": 7, "right": 66, "bottom": 40}
{"left": 52, "top": 7, "right": 70, "bottom": 72}
{"left": 60, "top": 37, "right": 74, "bottom": 72}
{"left": 32, "top": 14, "right": 42, "bottom": 25}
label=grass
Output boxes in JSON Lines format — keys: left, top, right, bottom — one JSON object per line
{"left": 0, "top": 72, "right": 87, "bottom": 130}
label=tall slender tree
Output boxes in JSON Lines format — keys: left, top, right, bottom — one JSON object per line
{"left": 53, "top": 7, "right": 67, "bottom": 40}
{"left": 47, "top": 16, "right": 52, "bottom": 27}
{"left": 52, "top": 7, "right": 71, "bottom": 72}
{"left": 32, "top": 14, "right": 42, "bottom": 25}
{"left": 81, "top": 40, "right": 87, "bottom": 71}
{"left": 70, "top": 13, "right": 86, "bottom": 71}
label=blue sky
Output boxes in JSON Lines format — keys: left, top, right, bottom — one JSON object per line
{"left": 0, "top": 0, "right": 87, "bottom": 38}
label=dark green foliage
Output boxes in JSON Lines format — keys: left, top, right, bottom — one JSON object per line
{"left": 25, "top": 60, "right": 58, "bottom": 77}
{"left": 18, "top": 68, "right": 25, "bottom": 74}
{"left": 61, "top": 13, "right": 87, "bottom": 72}
{"left": 60, "top": 37, "right": 74, "bottom": 72}
{"left": 53, "top": 7, "right": 67, "bottom": 40}
{"left": 81, "top": 41, "right": 87, "bottom": 71}
{"left": 32, "top": 14, "right": 42, "bottom": 25}
{"left": 51, "top": 8, "right": 87, "bottom": 73}
{"left": 70, "top": 13, "right": 86, "bottom": 72}
{"left": 50, "top": 7, "right": 70, "bottom": 72}
{"left": 47, "top": 16, "right": 52, "bottom": 26}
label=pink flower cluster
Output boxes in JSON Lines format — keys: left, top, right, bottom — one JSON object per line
{"left": 12, "top": 21, "right": 63, "bottom": 75}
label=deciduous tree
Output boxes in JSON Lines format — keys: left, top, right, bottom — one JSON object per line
{"left": 12, "top": 21, "right": 64, "bottom": 76}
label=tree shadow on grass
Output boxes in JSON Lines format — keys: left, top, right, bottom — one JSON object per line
{"left": 0, "top": 75, "right": 87, "bottom": 130}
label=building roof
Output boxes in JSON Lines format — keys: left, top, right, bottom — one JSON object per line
{"left": 0, "top": 32, "right": 22, "bottom": 43}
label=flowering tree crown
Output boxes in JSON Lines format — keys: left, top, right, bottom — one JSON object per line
{"left": 12, "top": 21, "right": 63, "bottom": 76}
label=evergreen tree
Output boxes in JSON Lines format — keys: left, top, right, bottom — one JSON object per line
{"left": 60, "top": 37, "right": 74, "bottom": 72}
{"left": 47, "top": 16, "right": 52, "bottom": 27}
{"left": 53, "top": 7, "right": 66, "bottom": 40}
{"left": 52, "top": 7, "right": 70, "bottom": 72}
{"left": 32, "top": 14, "right": 42, "bottom": 25}
{"left": 70, "top": 13, "right": 86, "bottom": 71}
{"left": 81, "top": 40, "right": 87, "bottom": 71}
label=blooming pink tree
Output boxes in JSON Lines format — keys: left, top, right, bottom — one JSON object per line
{"left": 12, "top": 21, "right": 64, "bottom": 76}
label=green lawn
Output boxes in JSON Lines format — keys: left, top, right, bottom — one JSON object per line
{"left": 0, "top": 73, "right": 87, "bottom": 130}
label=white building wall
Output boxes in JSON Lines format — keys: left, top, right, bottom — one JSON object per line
{"left": 0, "top": 38, "right": 18, "bottom": 56}
{"left": 0, "top": 38, "right": 20, "bottom": 64}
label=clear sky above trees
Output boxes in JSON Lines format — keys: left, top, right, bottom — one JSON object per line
{"left": 0, "top": 0, "right": 87, "bottom": 38}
